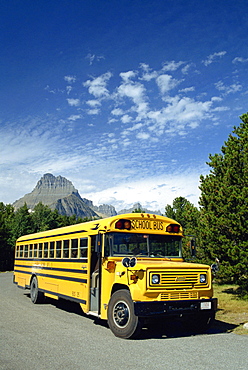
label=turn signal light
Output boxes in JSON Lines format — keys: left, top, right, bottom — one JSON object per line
{"left": 130, "top": 275, "right": 138, "bottom": 281}
{"left": 106, "top": 261, "right": 116, "bottom": 271}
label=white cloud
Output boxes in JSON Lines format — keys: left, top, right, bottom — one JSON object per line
{"left": 232, "top": 57, "right": 248, "bottom": 63}
{"left": 121, "top": 114, "right": 132, "bottom": 123}
{"left": 215, "top": 81, "right": 242, "bottom": 95}
{"left": 68, "top": 114, "right": 82, "bottom": 121}
{"left": 67, "top": 98, "right": 80, "bottom": 106}
{"left": 86, "top": 109, "right": 100, "bottom": 115}
{"left": 136, "top": 132, "right": 150, "bottom": 140}
{"left": 120, "top": 70, "right": 137, "bottom": 82}
{"left": 163, "top": 95, "right": 212, "bottom": 123}
{"left": 117, "top": 81, "right": 146, "bottom": 104}
{"left": 156, "top": 74, "right": 181, "bottom": 94}
{"left": 85, "top": 53, "right": 105, "bottom": 65}
{"left": 83, "top": 72, "right": 112, "bottom": 98}
{"left": 139, "top": 63, "right": 158, "bottom": 81}
{"left": 179, "top": 86, "right": 195, "bottom": 93}
{"left": 86, "top": 100, "right": 101, "bottom": 107}
{"left": 85, "top": 173, "right": 202, "bottom": 212}
{"left": 202, "top": 51, "right": 227, "bottom": 66}
{"left": 111, "top": 108, "right": 125, "bottom": 115}
{"left": 64, "top": 75, "right": 76, "bottom": 84}
{"left": 162, "top": 60, "right": 184, "bottom": 72}
{"left": 181, "top": 63, "right": 195, "bottom": 74}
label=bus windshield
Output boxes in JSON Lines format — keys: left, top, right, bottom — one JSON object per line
{"left": 105, "top": 233, "right": 182, "bottom": 258}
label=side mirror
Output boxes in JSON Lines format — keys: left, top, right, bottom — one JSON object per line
{"left": 190, "top": 238, "right": 196, "bottom": 257}
{"left": 121, "top": 257, "right": 137, "bottom": 268}
{"left": 211, "top": 263, "right": 219, "bottom": 274}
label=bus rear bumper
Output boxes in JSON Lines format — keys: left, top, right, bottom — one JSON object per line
{"left": 134, "top": 298, "right": 218, "bottom": 317}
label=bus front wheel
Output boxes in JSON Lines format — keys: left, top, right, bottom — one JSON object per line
{"left": 30, "top": 276, "right": 44, "bottom": 304}
{"left": 107, "top": 289, "right": 141, "bottom": 339}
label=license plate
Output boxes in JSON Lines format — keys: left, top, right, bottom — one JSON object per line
{"left": 200, "top": 301, "right": 211, "bottom": 310}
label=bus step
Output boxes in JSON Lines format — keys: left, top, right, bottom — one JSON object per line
{"left": 88, "top": 311, "right": 99, "bottom": 317}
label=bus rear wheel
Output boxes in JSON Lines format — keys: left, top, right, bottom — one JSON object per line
{"left": 30, "top": 276, "right": 44, "bottom": 304}
{"left": 107, "top": 289, "right": 141, "bottom": 339}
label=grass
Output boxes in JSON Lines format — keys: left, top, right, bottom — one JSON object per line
{"left": 213, "top": 284, "right": 248, "bottom": 335}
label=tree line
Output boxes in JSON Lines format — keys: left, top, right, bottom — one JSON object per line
{"left": 0, "top": 202, "right": 91, "bottom": 271}
{"left": 1, "top": 113, "right": 247, "bottom": 296}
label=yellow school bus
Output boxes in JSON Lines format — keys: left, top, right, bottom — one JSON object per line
{"left": 13, "top": 213, "right": 217, "bottom": 338}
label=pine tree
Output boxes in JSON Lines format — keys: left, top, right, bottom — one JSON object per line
{"left": 0, "top": 203, "right": 15, "bottom": 270}
{"left": 165, "top": 197, "right": 200, "bottom": 259}
{"left": 11, "top": 203, "right": 34, "bottom": 243}
{"left": 199, "top": 113, "right": 248, "bottom": 294}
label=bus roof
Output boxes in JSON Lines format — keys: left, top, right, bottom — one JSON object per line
{"left": 16, "top": 213, "right": 182, "bottom": 243}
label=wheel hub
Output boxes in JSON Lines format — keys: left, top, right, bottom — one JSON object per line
{"left": 113, "top": 302, "right": 130, "bottom": 327}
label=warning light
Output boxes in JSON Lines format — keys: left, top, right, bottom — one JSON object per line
{"left": 115, "top": 219, "right": 131, "bottom": 230}
{"left": 166, "top": 224, "right": 180, "bottom": 233}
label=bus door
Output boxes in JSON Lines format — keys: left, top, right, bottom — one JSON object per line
{"left": 89, "top": 234, "right": 102, "bottom": 313}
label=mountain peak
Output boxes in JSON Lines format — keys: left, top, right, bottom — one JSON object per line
{"left": 36, "top": 173, "right": 75, "bottom": 191}
{"left": 13, "top": 173, "right": 117, "bottom": 219}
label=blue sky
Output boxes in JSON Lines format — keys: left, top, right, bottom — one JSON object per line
{"left": 1, "top": 0, "right": 248, "bottom": 212}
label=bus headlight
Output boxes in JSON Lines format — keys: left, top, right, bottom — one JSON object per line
{"left": 151, "top": 274, "right": 160, "bottom": 284}
{"left": 200, "top": 274, "right": 207, "bottom": 284}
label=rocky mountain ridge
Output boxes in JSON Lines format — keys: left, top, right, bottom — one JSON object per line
{"left": 13, "top": 173, "right": 161, "bottom": 218}
{"left": 13, "top": 173, "right": 116, "bottom": 219}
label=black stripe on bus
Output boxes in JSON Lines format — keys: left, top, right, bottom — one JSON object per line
{"left": 17, "top": 229, "right": 88, "bottom": 242}
{"left": 14, "top": 270, "right": 87, "bottom": 284}
{"left": 39, "top": 289, "right": 87, "bottom": 305}
{"left": 14, "top": 258, "right": 88, "bottom": 263}
{"left": 14, "top": 264, "right": 88, "bottom": 274}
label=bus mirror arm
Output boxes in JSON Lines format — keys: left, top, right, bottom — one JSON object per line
{"left": 96, "top": 230, "right": 106, "bottom": 253}
{"left": 185, "top": 235, "right": 197, "bottom": 257}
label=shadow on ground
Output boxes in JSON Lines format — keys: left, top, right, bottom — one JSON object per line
{"left": 25, "top": 293, "right": 238, "bottom": 339}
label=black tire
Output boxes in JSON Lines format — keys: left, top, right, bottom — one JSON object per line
{"left": 107, "top": 290, "right": 141, "bottom": 339}
{"left": 30, "top": 276, "right": 44, "bottom": 304}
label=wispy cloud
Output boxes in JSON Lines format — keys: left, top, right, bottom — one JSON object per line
{"left": 162, "top": 60, "right": 185, "bottom": 71}
{"left": 85, "top": 53, "right": 105, "bottom": 65}
{"left": 215, "top": 80, "right": 242, "bottom": 95}
{"left": 232, "top": 57, "right": 248, "bottom": 63}
{"left": 202, "top": 51, "right": 227, "bottom": 66}
{"left": 68, "top": 114, "right": 82, "bottom": 121}
{"left": 64, "top": 75, "right": 76, "bottom": 84}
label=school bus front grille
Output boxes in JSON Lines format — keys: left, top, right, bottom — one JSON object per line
{"left": 160, "top": 272, "right": 198, "bottom": 288}
{"left": 160, "top": 291, "right": 198, "bottom": 300}
{"left": 148, "top": 271, "right": 205, "bottom": 289}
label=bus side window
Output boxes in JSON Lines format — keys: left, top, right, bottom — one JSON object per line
{"left": 38, "top": 243, "right": 43, "bottom": 258}
{"left": 16, "top": 246, "right": 19, "bottom": 258}
{"left": 29, "top": 244, "right": 33, "bottom": 258}
{"left": 71, "top": 239, "right": 78, "bottom": 258}
{"left": 44, "top": 242, "right": 48, "bottom": 258}
{"left": 63, "top": 240, "right": 69, "bottom": 258}
{"left": 80, "top": 238, "right": 88, "bottom": 258}
{"left": 20, "top": 246, "right": 23, "bottom": 258}
{"left": 49, "top": 241, "right": 55, "bottom": 258}
{"left": 24, "top": 245, "right": 28, "bottom": 258}
{"left": 33, "top": 244, "right": 38, "bottom": 258}
{"left": 56, "top": 241, "right": 62, "bottom": 258}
